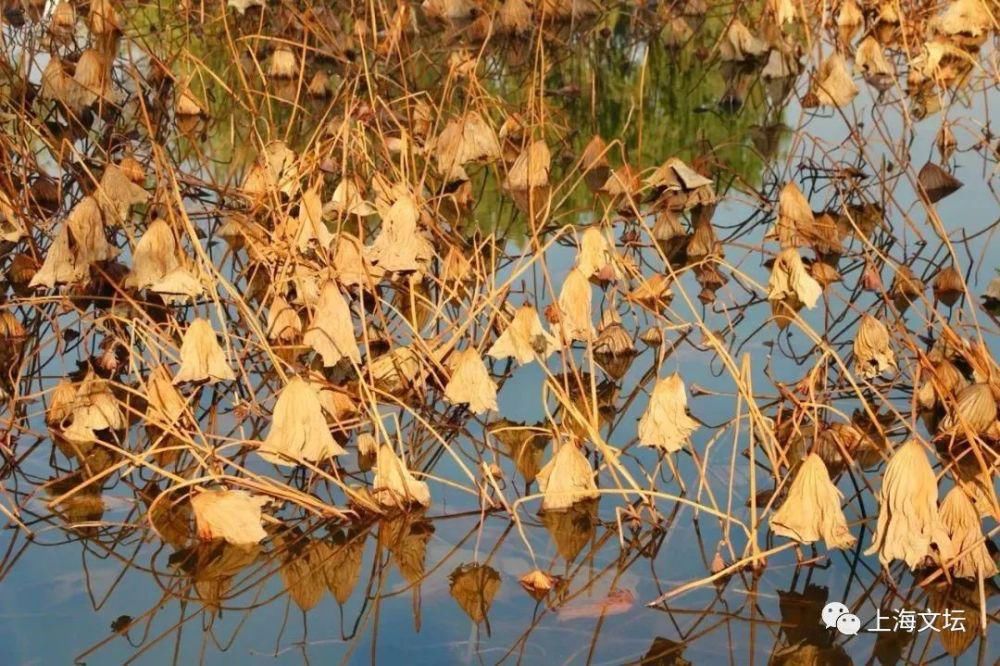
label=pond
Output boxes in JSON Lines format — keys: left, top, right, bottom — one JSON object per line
{"left": 0, "top": 0, "right": 998, "bottom": 664}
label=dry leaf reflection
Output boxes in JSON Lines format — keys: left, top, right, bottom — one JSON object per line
{"left": 449, "top": 563, "right": 501, "bottom": 623}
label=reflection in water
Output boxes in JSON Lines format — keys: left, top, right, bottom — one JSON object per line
{"left": 0, "top": 0, "right": 996, "bottom": 663}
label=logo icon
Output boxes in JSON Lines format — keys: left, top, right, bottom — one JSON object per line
{"left": 836, "top": 612, "right": 861, "bottom": 636}
{"left": 822, "top": 601, "right": 860, "bottom": 635}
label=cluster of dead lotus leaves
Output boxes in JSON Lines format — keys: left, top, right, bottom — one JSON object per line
{"left": 29, "top": 126, "right": 718, "bottom": 553}
{"left": 20, "top": 0, "right": 999, "bottom": 590}
{"left": 675, "top": 0, "right": 995, "bottom": 109}
{"left": 30, "top": 107, "right": 995, "bottom": 588}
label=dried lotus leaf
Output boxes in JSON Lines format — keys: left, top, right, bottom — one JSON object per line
{"left": 87, "top": 0, "right": 119, "bottom": 35}
{"left": 145, "top": 365, "right": 188, "bottom": 426}
{"left": 242, "top": 140, "right": 300, "bottom": 199}
{"left": 808, "top": 54, "right": 858, "bottom": 107}
{"left": 433, "top": 111, "right": 502, "bottom": 182}
{"left": 369, "top": 345, "right": 424, "bottom": 393}
{"left": 443, "top": 347, "right": 498, "bottom": 414}
{"left": 174, "top": 83, "right": 206, "bottom": 116}
{"left": 837, "top": 0, "right": 863, "bottom": 26}
{"left": 918, "top": 162, "right": 963, "bottom": 203}
{"left": 366, "top": 195, "right": 433, "bottom": 274}
{"left": 939, "top": 487, "right": 997, "bottom": 579}
{"left": 553, "top": 268, "right": 594, "bottom": 342}
{"left": 645, "top": 158, "right": 715, "bottom": 211}
{"left": 932, "top": 266, "right": 964, "bottom": 306}
{"left": 767, "top": 248, "right": 822, "bottom": 310}
{"left": 580, "top": 135, "right": 609, "bottom": 173}
{"left": 519, "top": 569, "right": 556, "bottom": 599}
{"left": 931, "top": 0, "right": 993, "bottom": 38}
{"left": 331, "top": 233, "right": 381, "bottom": 288}
{"left": 940, "top": 383, "right": 997, "bottom": 436}
{"left": 126, "top": 220, "right": 203, "bottom": 303}
{"left": 853, "top": 315, "right": 896, "bottom": 379}
{"left": 536, "top": 440, "right": 598, "bottom": 511}
{"left": 61, "top": 372, "right": 127, "bottom": 444}
{"left": 95, "top": 164, "right": 149, "bottom": 226}
{"left": 594, "top": 309, "right": 635, "bottom": 357}
{"left": 373, "top": 442, "right": 431, "bottom": 508}
{"left": 30, "top": 197, "right": 117, "bottom": 288}
{"left": 73, "top": 49, "right": 112, "bottom": 108}
{"left": 266, "top": 295, "right": 302, "bottom": 344}
{"left": 856, "top": 36, "right": 893, "bottom": 77}
{"left": 504, "top": 140, "right": 551, "bottom": 190}
{"left": 771, "top": 182, "right": 815, "bottom": 248}
{"left": 329, "top": 178, "right": 376, "bottom": 217}
{"left": 719, "top": 20, "right": 766, "bottom": 62}
{"left": 268, "top": 47, "right": 298, "bottom": 80}
{"left": 289, "top": 184, "right": 333, "bottom": 250}
{"left": 865, "top": 440, "right": 952, "bottom": 569}
{"left": 257, "top": 377, "right": 347, "bottom": 465}
{"left": 638, "top": 374, "right": 698, "bottom": 452}
{"left": 575, "top": 227, "right": 622, "bottom": 281}
{"left": 770, "top": 454, "right": 855, "bottom": 549}
{"left": 303, "top": 281, "right": 360, "bottom": 367}
{"left": 173, "top": 318, "right": 236, "bottom": 384}
{"left": 490, "top": 419, "right": 550, "bottom": 484}
{"left": 191, "top": 489, "right": 269, "bottom": 545}
{"left": 498, "top": 0, "right": 532, "bottom": 33}
{"left": 600, "top": 165, "right": 640, "bottom": 197}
